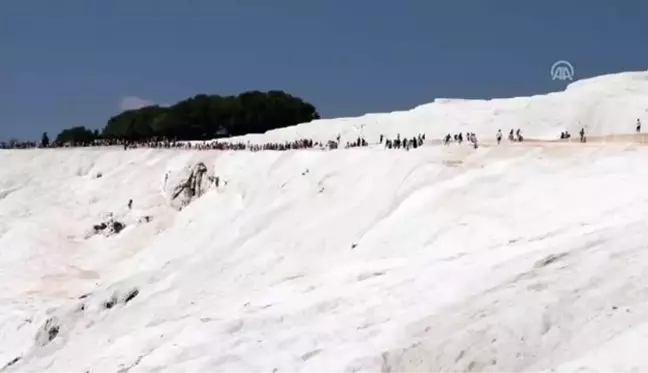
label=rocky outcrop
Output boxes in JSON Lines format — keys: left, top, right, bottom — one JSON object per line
{"left": 168, "top": 162, "right": 217, "bottom": 210}
{"left": 102, "top": 288, "right": 139, "bottom": 310}
{"left": 137, "top": 216, "right": 153, "bottom": 224}
{"left": 1, "top": 275, "right": 144, "bottom": 372}
{"left": 90, "top": 218, "right": 126, "bottom": 238}
{"left": 1, "top": 356, "right": 21, "bottom": 371}
{"left": 34, "top": 317, "right": 60, "bottom": 347}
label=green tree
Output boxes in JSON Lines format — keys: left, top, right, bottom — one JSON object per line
{"left": 103, "top": 106, "right": 167, "bottom": 141}
{"left": 55, "top": 126, "right": 97, "bottom": 146}
{"left": 57, "top": 90, "right": 320, "bottom": 143}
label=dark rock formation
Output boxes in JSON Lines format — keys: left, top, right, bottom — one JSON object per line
{"left": 35, "top": 317, "right": 60, "bottom": 347}
{"left": 123, "top": 289, "right": 139, "bottom": 304}
{"left": 168, "top": 162, "right": 216, "bottom": 210}
{"left": 91, "top": 217, "right": 126, "bottom": 238}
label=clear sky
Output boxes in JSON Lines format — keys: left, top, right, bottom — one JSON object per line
{"left": 2, "top": 0, "right": 647, "bottom": 141}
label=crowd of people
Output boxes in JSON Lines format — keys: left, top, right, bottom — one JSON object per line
{"left": 0, "top": 137, "right": 324, "bottom": 151}
{"left": 440, "top": 129, "right": 524, "bottom": 149}
{"left": 0, "top": 133, "right": 423, "bottom": 152}
{"left": 444, "top": 132, "right": 480, "bottom": 148}
{"left": 0, "top": 140, "right": 41, "bottom": 149}
{"left": 381, "top": 133, "right": 426, "bottom": 150}
{"left": 2, "top": 119, "right": 644, "bottom": 151}
{"left": 0, "top": 137, "right": 133, "bottom": 150}
{"left": 122, "top": 138, "right": 321, "bottom": 151}
{"left": 560, "top": 128, "right": 586, "bottom": 143}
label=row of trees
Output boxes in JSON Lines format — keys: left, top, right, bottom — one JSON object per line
{"left": 52, "top": 90, "right": 320, "bottom": 146}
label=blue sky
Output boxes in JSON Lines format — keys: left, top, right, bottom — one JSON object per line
{"left": 1, "top": 0, "right": 647, "bottom": 141}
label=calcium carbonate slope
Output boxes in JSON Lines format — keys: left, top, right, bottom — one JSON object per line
{"left": 228, "top": 70, "right": 648, "bottom": 145}
{"left": 1, "top": 71, "right": 648, "bottom": 372}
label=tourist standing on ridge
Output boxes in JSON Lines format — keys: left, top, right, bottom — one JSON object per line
{"left": 579, "top": 128, "right": 586, "bottom": 143}
{"left": 471, "top": 133, "right": 479, "bottom": 148}
{"left": 637, "top": 118, "right": 642, "bottom": 133}
{"left": 496, "top": 129, "right": 502, "bottom": 144}
{"left": 515, "top": 129, "right": 523, "bottom": 142}
{"left": 444, "top": 134, "right": 452, "bottom": 146}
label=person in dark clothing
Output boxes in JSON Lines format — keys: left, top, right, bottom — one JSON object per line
{"left": 128, "top": 199, "right": 133, "bottom": 209}
{"left": 516, "top": 129, "right": 523, "bottom": 142}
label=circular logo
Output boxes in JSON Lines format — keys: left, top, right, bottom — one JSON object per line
{"left": 551, "top": 60, "right": 575, "bottom": 81}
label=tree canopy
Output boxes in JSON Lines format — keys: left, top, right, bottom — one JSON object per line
{"left": 55, "top": 126, "right": 98, "bottom": 146}
{"left": 54, "top": 90, "right": 320, "bottom": 145}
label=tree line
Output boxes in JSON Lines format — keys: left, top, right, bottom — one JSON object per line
{"left": 50, "top": 90, "right": 320, "bottom": 146}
